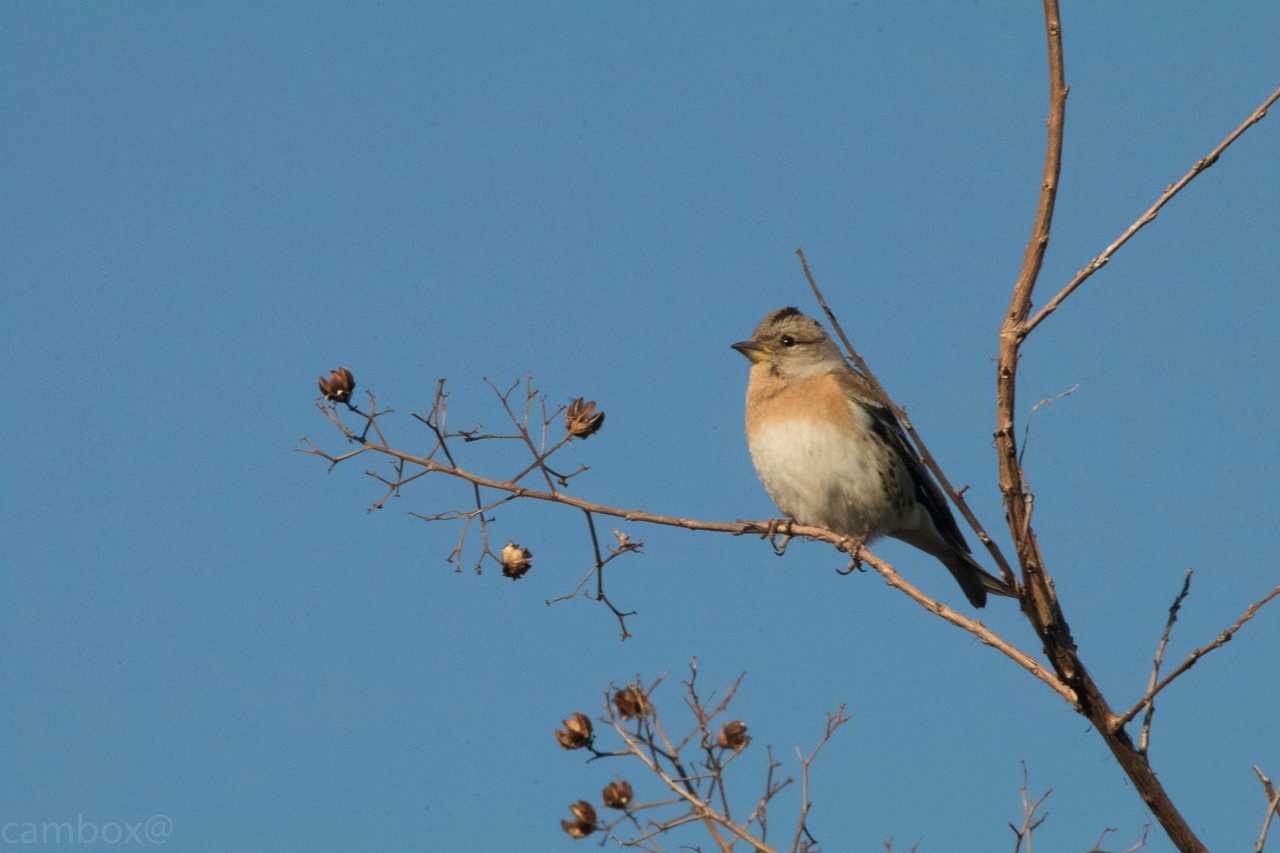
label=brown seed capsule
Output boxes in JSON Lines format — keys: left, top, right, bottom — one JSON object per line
{"left": 318, "top": 367, "right": 357, "bottom": 402}
{"left": 612, "top": 684, "right": 649, "bottom": 720}
{"left": 717, "top": 720, "right": 750, "bottom": 751}
{"left": 554, "top": 712, "right": 593, "bottom": 750}
{"left": 602, "top": 779, "right": 633, "bottom": 810}
{"left": 560, "top": 801, "right": 597, "bottom": 839}
{"left": 565, "top": 397, "right": 605, "bottom": 439}
{"left": 500, "top": 543, "right": 533, "bottom": 579}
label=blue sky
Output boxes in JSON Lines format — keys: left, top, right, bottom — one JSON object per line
{"left": 4, "top": 3, "right": 1278, "bottom": 851}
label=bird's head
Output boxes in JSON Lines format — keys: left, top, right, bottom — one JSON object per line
{"left": 731, "top": 307, "right": 844, "bottom": 380}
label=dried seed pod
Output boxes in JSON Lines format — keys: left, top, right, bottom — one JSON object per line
{"left": 318, "top": 367, "right": 356, "bottom": 402}
{"left": 560, "top": 800, "right": 597, "bottom": 839}
{"left": 565, "top": 397, "right": 605, "bottom": 439}
{"left": 601, "top": 779, "right": 633, "bottom": 810}
{"left": 554, "top": 712, "right": 593, "bottom": 750}
{"left": 612, "top": 684, "right": 649, "bottom": 720}
{"left": 500, "top": 543, "right": 533, "bottom": 579}
{"left": 717, "top": 720, "right": 750, "bottom": 750}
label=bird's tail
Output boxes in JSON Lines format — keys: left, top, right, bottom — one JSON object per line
{"left": 942, "top": 549, "right": 1017, "bottom": 609}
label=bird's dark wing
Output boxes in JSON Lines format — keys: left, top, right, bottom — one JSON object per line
{"left": 834, "top": 370, "right": 972, "bottom": 555}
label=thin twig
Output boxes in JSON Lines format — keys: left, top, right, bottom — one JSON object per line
{"left": 606, "top": 694, "right": 772, "bottom": 853}
{"left": 1258, "top": 791, "right": 1280, "bottom": 853}
{"left": 683, "top": 664, "right": 748, "bottom": 822}
{"left": 744, "top": 745, "right": 791, "bottom": 844}
{"left": 1023, "top": 83, "right": 1280, "bottom": 336}
{"left": 1138, "top": 570, "right": 1193, "bottom": 753}
{"left": 1090, "top": 824, "right": 1151, "bottom": 853}
{"left": 1113, "top": 584, "right": 1280, "bottom": 730}
{"left": 413, "top": 380, "right": 498, "bottom": 571}
{"left": 1257, "top": 766, "right": 1280, "bottom": 853}
{"left": 1258, "top": 766, "right": 1278, "bottom": 805}
{"left": 789, "top": 705, "right": 851, "bottom": 853}
{"left": 1124, "top": 825, "right": 1152, "bottom": 853}
{"left": 1009, "top": 763, "right": 1052, "bottom": 853}
{"left": 485, "top": 375, "right": 558, "bottom": 492}
{"left": 1018, "top": 383, "right": 1081, "bottom": 468}
{"left": 583, "top": 509, "right": 635, "bottom": 639}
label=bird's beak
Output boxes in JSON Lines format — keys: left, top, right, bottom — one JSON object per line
{"left": 731, "top": 340, "right": 770, "bottom": 364}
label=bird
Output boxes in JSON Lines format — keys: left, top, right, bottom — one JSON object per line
{"left": 731, "top": 306, "right": 1011, "bottom": 607}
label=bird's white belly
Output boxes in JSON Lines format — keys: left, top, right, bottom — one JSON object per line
{"left": 747, "top": 417, "right": 893, "bottom": 538}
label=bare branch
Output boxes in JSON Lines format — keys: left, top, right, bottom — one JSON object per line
{"left": 1123, "top": 825, "right": 1152, "bottom": 853}
{"left": 307, "top": 394, "right": 1075, "bottom": 703}
{"left": 1258, "top": 791, "right": 1280, "bottom": 853}
{"left": 1023, "top": 82, "right": 1280, "bottom": 336}
{"left": 1113, "top": 584, "right": 1280, "bottom": 730}
{"left": 744, "top": 745, "right": 792, "bottom": 845}
{"left": 412, "top": 380, "right": 498, "bottom": 571}
{"left": 1256, "top": 766, "right": 1280, "bottom": 853}
{"left": 484, "top": 375, "right": 558, "bottom": 492}
{"left": 1018, "top": 383, "right": 1081, "bottom": 468}
{"left": 1008, "top": 763, "right": 1052, "bottom": 853}
{"left": 790, "top": 705, "right": 851, "bottom": 853}
{"left": 1257, "top": 766, "right": 1278, "bottom": 805}
{"left": 1089, "top": 824, "right": 1151, "bottom": 853}
{"left": 988, "top": 5, "right": 1219, "bottom": 849}
{"left": 995, "top": 0, "right": 1067, "bottom": 617}
{"left": 583, "top": 510, "right": 636, "bottom": 640}
{"left": 1139, "top": 570, "right": 1193, "bottom": 753}
{"left": 605, "top": 689, "right": 773, "bottom": 853}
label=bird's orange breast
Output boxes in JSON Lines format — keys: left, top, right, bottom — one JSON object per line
{"left": 745, "top": 369, "right": 858, "bottom": 435}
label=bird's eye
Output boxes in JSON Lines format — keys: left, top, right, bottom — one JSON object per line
{"left": 780, "top": 334, "right": 796, "bottom": 347}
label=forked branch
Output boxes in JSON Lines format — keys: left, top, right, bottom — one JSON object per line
{"left": 1113, "top": 584, "right": 1280, "bottom": 732}
{"left": 1022, "top": 83, "right": 1280, "bottom": 336}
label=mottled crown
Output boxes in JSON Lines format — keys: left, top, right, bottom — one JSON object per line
{"left": 751, "top": 307, "right": 829, "bottom": 343}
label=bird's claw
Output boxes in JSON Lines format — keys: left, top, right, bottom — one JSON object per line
{"left": 835, "top": 534, "right": 868, "bottom": 575}
{"left": 760, "top": 518, "right": 794, "bottom": 556}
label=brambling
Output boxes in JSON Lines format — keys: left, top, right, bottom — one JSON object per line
{"left": 732, "top": 307, "right": 1010, "bottom": 607}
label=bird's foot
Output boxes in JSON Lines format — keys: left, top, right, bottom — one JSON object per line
{"left": 835, "top": 533, "right": 868, "bottom": 575}
{"left": 761, "top": 518, "right": 794, "bottom": 556}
